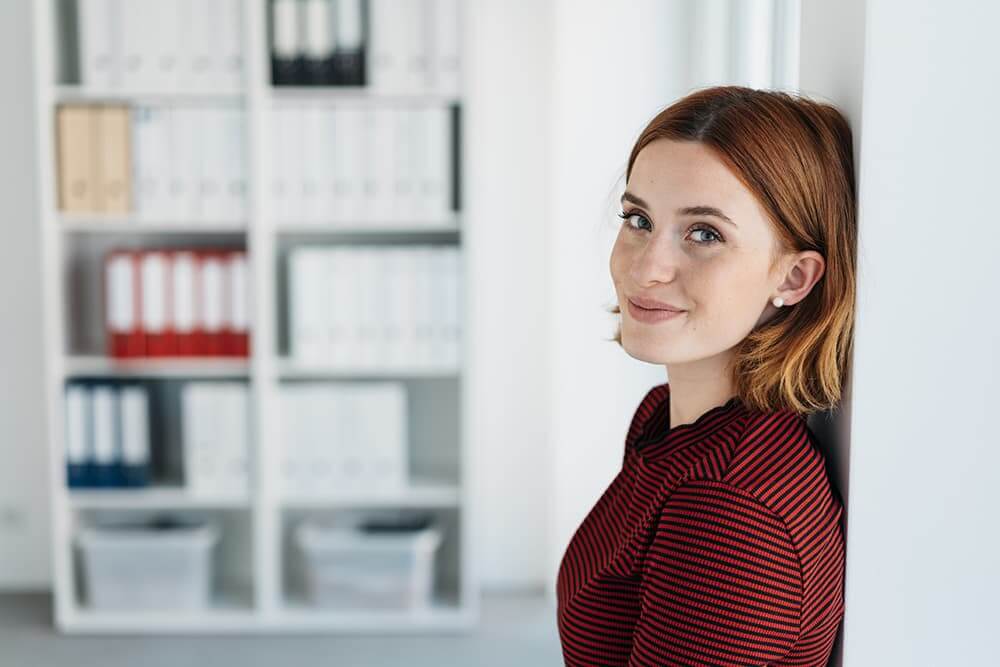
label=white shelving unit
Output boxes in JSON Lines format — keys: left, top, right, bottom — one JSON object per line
{"left": 33, "top": 0, "right": 476, "bottom": 633}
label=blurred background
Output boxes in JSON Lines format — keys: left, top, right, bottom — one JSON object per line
{"left": 2, "top": 1, "right": 999, "bottom": 666}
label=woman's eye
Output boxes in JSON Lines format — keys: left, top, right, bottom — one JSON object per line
{"left": 619, "top": 210, "right": 723, "bottom": 246}
{"left": 618, "top": 211, "right": 651, "bottom": 232}
{"left": 689, "top": 227, "right": 723, "bottom": 245}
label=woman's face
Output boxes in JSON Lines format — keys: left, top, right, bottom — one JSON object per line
{"left": 610, "top": 138, "right": 817, "bottom": 367}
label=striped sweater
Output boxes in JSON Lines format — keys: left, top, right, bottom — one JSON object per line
{"left": 556, "top": 383, "right": 846, "bottom": 666}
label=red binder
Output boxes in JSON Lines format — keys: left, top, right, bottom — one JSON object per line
{"left": 225, "top": 250, "right": 250, "bottom": 357}
{"left": 199, "top": 250, "right": 226, "bottom": 356}
{"left": 171, "top": 250, "right": 200, "bottom": 356}
{"left": 104, "top": 249, "right": 144, "bottom": 358}
{"left": 141, "top": 250, "right": 174, "bottom": 356}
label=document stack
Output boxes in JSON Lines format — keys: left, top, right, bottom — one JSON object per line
{"left": 64, "top": 382, "right": 151, "bottom": 489}
{"left": 55, "top": 104, "right": 131, "bottom": 214}
{"left": 104, "top": 248, "right": 249, "bottom": 358}
{"left": 270, "top": 0, "right": 365, "bottom": 86}
{"left": 77, "top": 0, "right": 244, "bottom": 92}
{"left": 181, "top": 381, "right": 251, "bottom": 499}
{"left": 55, "top": 103, "right": 248, "bottom": 222}
{"left": 277, "top": 381, "right": 407, "bottom": 498}
{"left": 269, "top": 0, "right": 461, "bottom": 91}
{"left": 367, "top": 0, "right": 460, "bottom": 94}
{"left": 288, "top": 244, "right": 461, "bottom": 368}
{"left": 270, "top": 103, "right": 455, "bottom": 226}
{"left": 133, "top": 104, "right": 248, "bottom": 222}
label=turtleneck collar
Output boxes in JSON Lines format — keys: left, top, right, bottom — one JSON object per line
{"left": 631, "top": 383, "right": 748, "bottom": 463}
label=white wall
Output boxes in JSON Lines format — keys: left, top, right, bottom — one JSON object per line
{"left": 0, "top": 0, "right": 51, "bottom": 590}
{"left": 464, "top": 0, "right": 555, "bottom": 589}
{"left": 802, "top": 1, "right": 1000, "bottom": 664}
{"left": 797, "top": 2, "right": 866, "bottom": 664}
{"left": 545, "top": 0, "right": 693, "bottom": 598}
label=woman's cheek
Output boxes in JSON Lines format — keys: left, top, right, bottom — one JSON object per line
{"left": 609, "top": 238, "right": 632, "bottom": 284}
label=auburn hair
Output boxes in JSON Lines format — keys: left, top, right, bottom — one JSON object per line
{"left": 608, "top": 85, "right": 857, "bottom": 416}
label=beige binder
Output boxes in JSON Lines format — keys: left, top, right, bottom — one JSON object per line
{"left": 96, "top": 105, "right": 132, "bottom": 213}
{"left": 56, "top": 105, "right": 98, "bottom": 212}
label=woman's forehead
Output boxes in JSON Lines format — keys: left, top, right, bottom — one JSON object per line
{"left": 629, "top": 140, "right": 762, "bottom": 227}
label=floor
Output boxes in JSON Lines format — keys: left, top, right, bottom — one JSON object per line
{"left": 0, "top": 590, "right": 564, "bottom": 666}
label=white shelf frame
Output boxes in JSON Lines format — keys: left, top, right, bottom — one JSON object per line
{"left": 34, "top": 0, "right": 478, "bottom": 634}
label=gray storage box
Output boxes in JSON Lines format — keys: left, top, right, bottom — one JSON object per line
{"left": 76, "top": 516, "right": 219, "bottom": 610}
{"left": 296, "top": 514, "right": 442, "bottom": 610}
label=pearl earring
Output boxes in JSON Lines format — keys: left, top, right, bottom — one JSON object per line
{"left": 772, "top": 296, "right": 784, "bottom": 308}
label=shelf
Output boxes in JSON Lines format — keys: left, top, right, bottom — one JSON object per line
{"left": 58, "top": 216, "right": 247, "bottom": 234}
{"left": 68, "top": 483, "right": 457, "bottom": 511}
{"left": 269, "top": 86, "right": 461, "bottom": 106}
{"left": 55, "top": 85, "right": 245, "bottom": 104}
{"left": 277, "top": 359, "right": 460, "bottom": 380}
{"left": 60, "top": 599, "right": 474, "bottom": 635}
{"left": 39, "top": 0, "right": 472, "bottom": 636}
{"left": 69, "top": 487, "right": 250, "bottom": 510}
{"left": 275, "top": 221, "right": 461, "bottom": 235}
{"left": 62, "top": 585, "right": 256, "bottom": 634}
{"left": 283, "top": 479, "right": 460, "bottom": 508}
{"left": 64, "top": 355, "right": 251, "bottom": 378}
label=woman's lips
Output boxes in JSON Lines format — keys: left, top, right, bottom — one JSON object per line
{"left": 627, "top": 299, "right": 686, "bottom": 323}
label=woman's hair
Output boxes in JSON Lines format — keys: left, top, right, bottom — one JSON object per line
{"left": 609, "top": 85, "right": 857, "bottom": 416}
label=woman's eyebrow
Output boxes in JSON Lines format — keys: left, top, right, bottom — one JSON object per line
{"left": 620, "top": 191, "right": 738, "bottom": 228}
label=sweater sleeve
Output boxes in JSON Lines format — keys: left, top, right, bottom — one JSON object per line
{"left": 627, "top": 478, "right": 803, "bottom": 667}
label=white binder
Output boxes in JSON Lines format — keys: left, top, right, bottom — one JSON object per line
{"left": 78, "top": 0, "right": 121, "bottom": 89}
{"left": 220, "top": 107, "right": 247, "bottom": 221}
{"left": 227, "top": 251, "right": 249, "bottom": 343}
{"left": 422, "top": 104, "right": 452, "bottom": 222}
{"left": 314, "top": 108, "right": 338, "bottom": 224}
{"left": 300, "top": 106, "right": 325, "bottom": 223}
{"left": 90, "top": 385, "right": 119, "bottom": 470}
{"left": 132, "top": 106, "right": 171, "bottom": 221}
{"left": 272, "top": 106, "right": 304, "bottom": 224}
{"left": 217, "top": 0, "right": 245, "bottom": 91}
{"left": 65, "top": 384, "right": 93, "bottom": 469}
{"left": 119, "top": 0, "right": 152, "bottom": 90}
{"left": 331, "top": 106, "right": 366, "bottom": 224}
{"left": 368, "top": 106, "right": 397, "bottom": 223}
{"left": 119, "top": 385, "right": 150, "bottom": 469}
{"left": 167, "top": 105, "right": 202, "bottom": 221}
{"left": 430, "top": 0, "right": 461, "bottom": 95}
{"left": 146, "top": 0, "right": 180, "bottom": 91}
{"left": 289, "top": 247, "right": 328, "bottom": 362}
{"left": 197, "top": 107, "right": 226, "bottom": 221}
{"left": 392, "top": 105, "right": 418, "bottom": 224}
{"left": 182, "top": 382, "right": 249, "bottom": 498}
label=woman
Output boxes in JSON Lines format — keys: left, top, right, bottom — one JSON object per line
{"left": 556, "top": 86, "right": 854, "bottom": 666}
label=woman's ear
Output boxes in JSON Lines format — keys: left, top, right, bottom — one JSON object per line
{"left": 774, "top": 250, "right": 825, "bottom": 306}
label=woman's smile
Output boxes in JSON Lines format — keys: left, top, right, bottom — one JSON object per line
{"left": 627, "top": 298, "right": 687, "bottom": 323}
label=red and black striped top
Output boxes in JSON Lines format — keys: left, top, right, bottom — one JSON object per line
{"left": 556, "top": 383, "right": 846, "bottom": 666}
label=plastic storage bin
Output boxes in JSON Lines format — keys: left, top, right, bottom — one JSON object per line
{"left": 75, "top": 516, "right": 219, "bottom": 610}
{"left": 296, "top": 513, "right": 443, "bottom": 610}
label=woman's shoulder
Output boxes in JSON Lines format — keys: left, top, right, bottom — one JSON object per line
{"left": 723, "top": 407, "right": 844, "bottom": 530}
